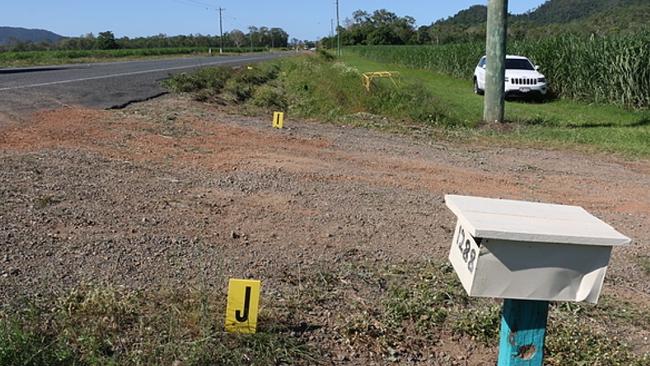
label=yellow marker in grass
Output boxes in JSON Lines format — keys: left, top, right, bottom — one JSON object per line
{"left": 225, "top": 279, "right": 261, "bottom": 334}
{"left": 273, "top": 112, "right": 284, "bottom": 129}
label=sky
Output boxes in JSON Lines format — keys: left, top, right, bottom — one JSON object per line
{"left": 2, "top": 0, "right": 548, "bottom": 40}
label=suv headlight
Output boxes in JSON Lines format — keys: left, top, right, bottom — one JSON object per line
{"left": 538, "top": 78, "right": 546, "bottom": 83}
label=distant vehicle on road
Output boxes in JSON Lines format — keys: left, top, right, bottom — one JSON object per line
{"left": 473, "top": 55, "right": 548, "bottom": 99}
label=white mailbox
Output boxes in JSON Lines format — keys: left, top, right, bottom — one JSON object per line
{"left": 445, "top": 195, "right": 631, "bottom": 304}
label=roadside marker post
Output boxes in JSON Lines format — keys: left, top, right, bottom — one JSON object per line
{"left": 225, "top": 279, "right": 262, "bottom": 334}
{"left": 273, "top": 112, "right": 284, "bottom": 129}
{"left": 444, "top": 195, "right": 631, "bottom": 365}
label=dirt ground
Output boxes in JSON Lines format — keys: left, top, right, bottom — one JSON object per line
{"left": 1, "top": 96, "right": 649, "bottom": 364}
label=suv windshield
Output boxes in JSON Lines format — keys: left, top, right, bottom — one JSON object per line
{"left": 506, "top": 59, "right": 534, "bottom": 70}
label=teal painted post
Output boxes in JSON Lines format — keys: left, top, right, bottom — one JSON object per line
{"left": 497, "top": 299, "right": 550, "bottom": 365}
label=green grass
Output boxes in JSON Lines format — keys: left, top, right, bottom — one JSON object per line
{"left": 2, "top": 262, "right": 648, "bottom": 365}
{"left": 337, "top": 261, "right": 649, "bottom": 365}
{"left": 278, "top": 55, "right": 452, "bottom": 125}
{"left": 0, "top": 286, "right": 320, "bottom": 366}
{"left": 342, "top": 53, "right": 650, "bottom": 157}
{"left": 639, "top": 257, "right": 650, "bottom": 275}
{"left": 0, "top": 47, "right": 268, "bottom": 68}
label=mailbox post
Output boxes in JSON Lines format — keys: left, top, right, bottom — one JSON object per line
{"left": 445, "top": 195, "right": 631, "bottom": 365}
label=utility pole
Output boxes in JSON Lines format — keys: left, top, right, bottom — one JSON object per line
{"left": 336, "top": 0, "right": 341, "bottom": 57}
{"left": 330, "top": 18, "right": 334, "bottom": 50}
{"left": 484, "top": 0, "right": 508, "bottom": 123}
{"left": 218, "top": 7, "right": 225, "bottom": 54}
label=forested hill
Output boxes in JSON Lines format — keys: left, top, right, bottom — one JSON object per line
{"left": 331, "top": 0, "right": 649, "bottom": 47}
{"left": 0, "top": 27, "right": 63, "bottom": 46}
{"left": 438, "top": 0, "right": 649, "bottom": 25}
{"left": 427, "top": 0, "right": 650, "bottom": 43}
{"left": 519, "top": 0, "right": 649, "bottom": 24}
{"left": 437, "top": 5, "right": 488, "bottom": 26}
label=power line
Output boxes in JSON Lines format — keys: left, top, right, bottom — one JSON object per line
{"left": 182, "top": 0, "right": 214, "bottom": 8}
{"left": 188, "top": 0, "right": 213, "bottom": 7}
{"left": 170, "top": 0, "right": 213, "bottom": 11}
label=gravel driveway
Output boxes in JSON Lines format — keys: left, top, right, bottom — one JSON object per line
{"left": 1, "top": 96, "right": 648, "bottom": 364}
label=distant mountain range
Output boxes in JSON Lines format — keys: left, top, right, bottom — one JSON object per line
{"left": 0, "top": 26, "right": 64, "bottom": 46}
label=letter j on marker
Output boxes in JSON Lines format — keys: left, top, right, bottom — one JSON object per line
{"left": 225, "top": 279, "right": 261, "bottom": 334}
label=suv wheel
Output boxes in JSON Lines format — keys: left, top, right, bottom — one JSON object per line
{"left": 474, "top": 79, "right": 484, "bottom": 95}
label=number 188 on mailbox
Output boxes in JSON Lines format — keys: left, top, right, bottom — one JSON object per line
{"left": 449, "top": 222, "right": 481, "bottom": 293}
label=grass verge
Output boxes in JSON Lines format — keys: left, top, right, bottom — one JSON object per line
{"left": 0, "top": 48, "right": 268, "bottom": 68}
{"left": 0, "top": 286, "right": 320, "bottom": 365}
{"left": 2, "top": 261, "right": 648, "bottom": 364}
{"left": 166, "top": 52, "right": 457, "bottom": 127}
{"left": 165, "top": 52, "right": 650, "bottom": 157}
{"left": 298, "top": 261, "right": 650, "bottom": 365}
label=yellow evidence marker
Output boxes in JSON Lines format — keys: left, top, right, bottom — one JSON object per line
{"left": 273, "top": 112, "right": 284, "bottom": 129}
{"left": 225, "top": 279, "right": 262, "bottom": 334}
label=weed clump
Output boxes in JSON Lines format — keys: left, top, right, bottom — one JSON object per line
{"left": 166, "top": 63, "right": 286, "bottom": 111}
{"left": 233, "top": 63, "right": 280, "bottom": 86}
{"left": 639, "top": 257, "right": 650, "bottom": 275}
{"left": 452, "top": 305, "right": 501, "bottom": 344}
{"left": 224, "top": 77, "right": 256, "bottom": 101}
{"left": 165, "top": 67, "right": 231, "bottom": 94}
{"left": 252, "top": 84, "right": 288, "bottom": 110}
{"left": 317, "top": 49, "right": 335, "bottom": 61}
{"left": 545, "top": 318, "right": 649, "bottom": 366}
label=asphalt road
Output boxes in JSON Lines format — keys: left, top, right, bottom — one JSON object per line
{"left": 0, "top": 53, "right": 286, "bottom": 117}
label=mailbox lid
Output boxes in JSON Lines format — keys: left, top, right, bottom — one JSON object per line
{"left": 445, "top": 195, "right": 631, "bottom": 246}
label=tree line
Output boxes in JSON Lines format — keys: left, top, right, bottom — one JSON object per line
{"left": 319, "top": 5, "right": 650, "bottom": 48}
{"left": 1, "top": 27, "right": 290, "bottom": 52}
{"left": 318, "top": 9, "right": 489, "bottom": 48}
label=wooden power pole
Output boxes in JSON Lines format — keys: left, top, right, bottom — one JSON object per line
{"left": 336, "top": 0, "right": 341, "bottom": 57}
{"left": 484, "top": 0, "right": 508, "bottom": 123}
{"left": 218, "top": 7, "right": 225, "bottom": 54}
{"left": 331, "top": 18, "right": 334, "bottom": 50}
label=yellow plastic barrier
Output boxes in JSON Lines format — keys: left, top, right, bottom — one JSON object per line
{"left": 362, "top": 71, "right": 400, "bottom": 91}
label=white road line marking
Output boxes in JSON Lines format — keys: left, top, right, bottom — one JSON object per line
{"left": 0, "top": 56, "right": 275, "bottom": 92}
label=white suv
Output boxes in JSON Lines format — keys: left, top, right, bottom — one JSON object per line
{"left": 473, "top": 55, "right": 548, "bottom": 99}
